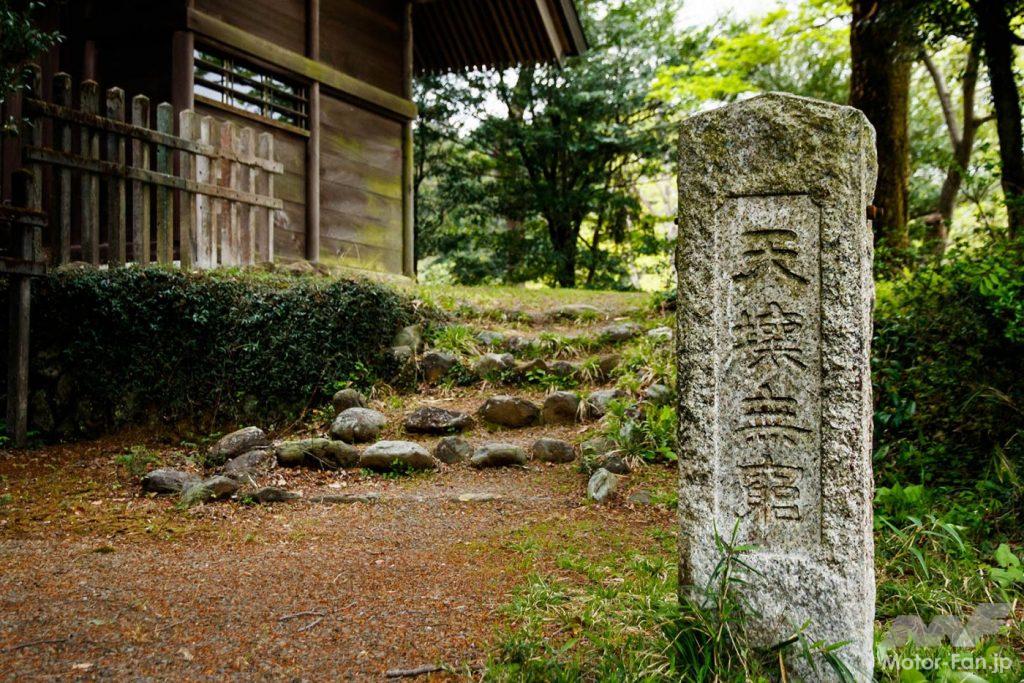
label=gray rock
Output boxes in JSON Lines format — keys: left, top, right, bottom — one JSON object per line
{"left": 548, "top": 360, "right": 577, "bottom": 377}
{"left": 392, "top": 324, "right": 423, "bottom": 351}
{"left": 596, "top": 453, "right": 631, "bottom": 475}
{"left": 141, "top": 469, "right": 199, "bottom": 495}
{"left": 310, "top": 493, "right": 381, "bottom": 504}
{"left": 477, "top": 330, "right": 506, "bottom": 347}
{"left": 451, "top": 492, "right": 502, "bottom": 502}
{"left": 222, "top": 448, "right": 276, "bottom": 480}
{"left": 434, "top": 436, "right": 472, "bottom": 464}
{"left": 647, "top": 326, "right": 674, "bottom": 342}
{"left": 642, "top": 383, "right": 673, "bottom": 406}
{"left": 627, "top": 490, "right": 653, "bottom": 505}
{"left": 580, "top": 435, "right": 616, "bottom": 458}
{"left": 598, "top": 322, "right": 641, "bottom": 343}
{"left": 541, "top": 391, "right": 581, "bottom": 425}
{"left": 208, "top": 427, "right": 268, "bottom": 465}
{"left": 478, "top": 395, "right": 540, "bottom": 428}
{"left": 276, "top": 438, "right": 360, "bottom": 469}
{"left": 470, "top": 443, "right": 529, "bottom": 468}
{"left": 420, "top": 351, "right": 459, "bottom": 384}
{"left": 550, "top": 303, "right": 604, "bottom": 321}
{"left": 676, "top": 93, "right": 877, "bottom": 676}
{"left": 473, "top": 353, "right": 515, "bottom": 377}
{"left": 506, "top": 335, "right": 534, "bottom": 354}
{"left": 587, "top": 468, "right": 619, "bottom": 503}
{"left": 251, "top": 487, "right": 300, "bottom": 503}
{"left": 404, "top": 407, "right": 473, "bottom": 435}
{"left": 515, "top": 358, "right": 549, "bottom": 376}
{"left": 531, "top": 438, "right": 575, "bottom": 463}
{"left": 595, "top": 354, "right": 622, "bottom": 380}
{"left": 390, "top": 345, "right": 414, "bottom": 364}
{"left": 331, "top": 388, "right": 367, "bottom": 413}
{"left": 359, "top": 441, "right": 439, "bottom": 471}
{"left": 330, "top": 407, "right": 387, "bottom": 443}
{"left": 184, "top": 475, "right": 239, "bottom": 502}
{"left": 585, "top": 389, "right": 629, "bottom": 418}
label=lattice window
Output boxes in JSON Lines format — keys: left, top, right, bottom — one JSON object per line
{"left": 194, "top": 48, "right": 308, "bottom": 130}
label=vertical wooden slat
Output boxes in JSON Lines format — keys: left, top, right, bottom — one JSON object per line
{"left": 178, "top": 110, "right": 197, "bottom": 269}
{"left": 106, "top": 87, "right": 127, "bottom": 266}
{"left": 155, "top": 103, "right": 173, "bottom": 264}
{"left": 53, "top": 73, "right": 72, "bottom": 265}
{"left": 25, "top": 67, "right": 43, "bottom": 216}
{"left": 131, "top": 95, "right": 151, "bottom": 264}
{"left": 7, "top": 170, "right": 35, "bottom": 447}
{"left": 402, "top": 2, "right": 415, "bottom": 278}
{"left": 256, "top": 132, "right": 274, "bottom": 263}
{"left": 217, "top": 121, "right": 238, "bottom": 265}
{"left": 305, "top": 0, "right": 321, "bottom": 263}
{"left": 79, "top": 81, "right": 100, "bottom": 264}
{"left": 197, "top": 116, "right": 216, "bottom": 267}
{"left": 237, "top": 127, "right": 255, "bottom": 266}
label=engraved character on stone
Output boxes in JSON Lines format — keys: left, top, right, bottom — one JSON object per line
{"left": 736, "top": 382, "right": 810, "bottom": 446}
{"left": 732, "top": 301, "right": 807, "bottom": 369}
{"left": 738, "top": 455, "right": 803, "bottom": 524}
{"left": 734, "top": 228, "right": 808, "bottom": 284}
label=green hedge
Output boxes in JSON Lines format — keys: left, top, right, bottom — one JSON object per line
{"left": 1, "top": 267, "right": 415, "bottom": 437}
{"left": 873, "top": 241, "right": 1024, "bottom": 488}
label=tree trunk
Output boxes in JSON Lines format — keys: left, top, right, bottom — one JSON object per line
{"left": 924, "top": 41, "right": 984, "bottom": 254}
{"left": 850, "top": 0, "right": 913, "bottom": 249}
{"left": 547, "top": 217, "right": 577, "bottom": 288}
{"left": 974, "top": 0, "right": 1024, "bottom": 236}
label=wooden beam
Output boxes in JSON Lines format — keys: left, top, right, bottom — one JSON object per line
{"left": 171, "top": 31, "right": 196, "bottom": 118}
{"left": 305, "top": 0, "right": 321, "bottom": 263}
{"left": 402, "top": 1, "right": 415, "bottom": 278}
{"left": 187, "top": 8, "right": 417, "bottom": 122}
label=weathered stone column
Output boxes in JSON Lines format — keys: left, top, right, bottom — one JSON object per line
{"left": 676, "top": 93, "right": 877, "bottom": 679}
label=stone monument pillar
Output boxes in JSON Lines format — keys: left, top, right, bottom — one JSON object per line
{"left": 676, "top": 93, "right": 877, "bottom": 679}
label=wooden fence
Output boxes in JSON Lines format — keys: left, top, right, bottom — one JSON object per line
{"left": 7, "top": 67, "right": 283, "bottom": 268}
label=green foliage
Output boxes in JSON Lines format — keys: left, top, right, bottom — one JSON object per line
{"left": 486, "top": 522, "right": 854, "bottom": 681}
{"left": 653, "top": 1, "right": 851, "bottom": 106}
{"left": 0, "top": 1, "right": 61, "bottom": 110}
{"left": 873, "top": 241, "right": 1024, "bottom": 498}
{"left": 415, "top": 0, "right": 688, "bottom": 288}
{"left": 428, "top": 324, "right": 481, "bottom": 356}
{"left": 1, "top": 267, "right": 414, "bottom": 436}
{"left": 114, "top": 446, "right": 162, "bottom": 477}
{"left": 602, "top": 400, "right": 678, "bottom": 466}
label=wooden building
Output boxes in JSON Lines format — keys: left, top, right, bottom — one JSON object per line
{"left": 29, "top": 0, "right": 586, "bottom": 279}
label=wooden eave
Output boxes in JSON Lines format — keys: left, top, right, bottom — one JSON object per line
{"left": 413, "top": 0, "right": 588, "bottom": 75}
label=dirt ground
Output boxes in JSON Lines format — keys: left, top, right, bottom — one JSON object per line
{"left": 0, "top": 290, "right": 676, "bottom": 681}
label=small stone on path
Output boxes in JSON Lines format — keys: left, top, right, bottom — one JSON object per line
{"left": 420, "top": 351, "right": 458, "bottom": 383}
{"left": 476, "top": 330, "right": 505, "bottom": 347}
{"left": 309, "top": 493, "right": 381, "bottom": 504}
{"left": 251, "top": 487, "right": 300, "bottom": 503}
{"left": 587, "top": 468, "right": 619, "bottom": 503}
{"left": 208, "top": 427, "right": 268, "bottom": 465}
{"left": 647, "top": 326, "right": 673, "bottom": 342}
{"left": 598, "top": 322, "right": 641, "bottom": 343}
{"left": 222, "top": 448, "right": 276, "bottom": 480}
{"left": 473, "top": 353, "right": 515, "bottom": 377}
{"left": 434, "top": 436, "right": 472, "bottom": 465}
{"left": 586, "top": 388, "right": 629, "bottom": 418}
{"left": 184, "top": 475, "right": 239, "bottom": 502}
{"left": 330, "top": 407, "right": 387, "bottom": 443}
{"left": 541, "top": 391, "right": 580, "bottom": 424}
{"left": 470, "top": 443, "right": 529, "bottom": 468}
{"left": 359, "top": 441, "right": 439, "bottom": 471}
{"left": 277, "top": 438, "right": 360, "bottom": 469}
{"left": 531, "top": 438, "right": 575, "bottom": 463}
{"left": 141, "top": 469, "right": 199, "bottom": 495}
{"left": 404, "top": 407, "right": 473, "bottom": 435}
{"left": 642, "top": 384, "right": 673, "bottom": 406}
{"left": 478, "top": 395, "right": 540, "bottom": 428}
{"left": 331, "top": 388, "right": 367, "bottom": 413}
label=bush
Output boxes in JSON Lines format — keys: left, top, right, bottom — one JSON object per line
{"left": 872, "top": 240, "right": 1024, "bottom": 494}
{"left": 0, "top": 267, "right": 415, "bottom": 436}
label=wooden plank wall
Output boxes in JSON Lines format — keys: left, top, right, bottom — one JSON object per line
{"left": 196, "top": 104, "right": 308, "bottom": 261}
{"left": 195, "top": 0, "right": 308, "bottom": 55}
{"left": 319, "top": 95, "right": 403, "bottom": 273}
{"left": 319, "top": 0, "right": 404, "bottom": 96}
